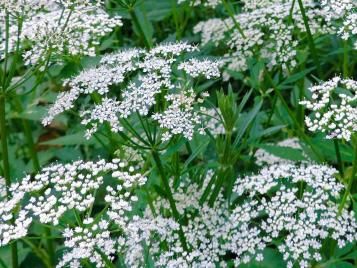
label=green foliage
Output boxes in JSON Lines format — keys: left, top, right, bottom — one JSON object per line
{"left": 0, "top": 0, "right": 356, "bottom": 267}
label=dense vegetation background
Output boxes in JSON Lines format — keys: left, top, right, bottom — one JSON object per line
{"left": 0, "top": 0, "right": 356, "bottom": 267}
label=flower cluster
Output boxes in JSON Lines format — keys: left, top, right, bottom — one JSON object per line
{"left": 0, "top": 0, "right": 122, "bottom": 66}
{"left": 122, "top": 171, "right": 233, "bottom": 267}
{"left": 43, "top": 42, "right": 220, "bottom": 140}
{"left": 233, "top": 163, "right": 357, "bottom": 267}
{"left": 113, "top": 163, "right": 357, "bottom": 268}
{"left": 193, "top": 0, "right": 336, "bottom": 79}
{"left": 0, "top": 159, "right": 146, "bottom": 248}
{"left": 58, "top": 218, "right": 116, "bottom": 268}
{"left": 152, "top": 89, "right": 208, "bottom": 141}
{"left": 321, "top": 0, "right": 357, "bottom": 48}
{"left": 300, "top": 77, "right": 357, "bottom": 141}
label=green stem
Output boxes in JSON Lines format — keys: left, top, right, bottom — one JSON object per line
{"left": 13, "top": 98, "right": 56, "bottom": 266}
{"left": 129, "top": 9, "right": 152, "bottom": 49}
{"left": 333, "top": 140, "right": 344, "bottom": 178}
{"left": 266, "top": 73, "right": 324, "bottom": 162}
{"left": 343, "top": 40, "right": 349, "bottom": 78}
{"left": 208, "top": 132, "right": 233, "bottom": 205}
{"left": 222, "top": 0, "right": 246, "bottom": 38}
{"left": 338, "top": 138, "right": 357, "bottom": 214}
{"left": 21, "top": 239, "right": 51, "bottom": 268}
{"left": 0, "top": 95, "right": 18, "bottom": 268}
{"left": 170, "top": 0, "right": 180, "bottom": 39}
{"left": 151, "top": 150, "right": 188, "bottom": 251}
{"left": 2, "top": 12, "right": 10, "bottom": 89}
{"left": 297, "top": 0, "right": 322, "bottom": 77}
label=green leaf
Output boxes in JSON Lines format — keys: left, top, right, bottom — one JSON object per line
{"left": 325, "top": 261, "right": 355, "bottom": 268}
{"left": 311, "top": 137, "right": 353, "bottom": 163}
{"left": 233, "top": 98, "right": 263, "bottom": 147}
{"left": 239, "top": 248, "right": 285, "bottom": 268}
{"left": 258, "top": 144, "right": 306, "bottom": 162}
{"left": 143, "top": 0, "right": 172, "bottom": 21}
{"left": 39, "top": 131, "right": 95, "bottom": 146}
{"left": 249, "top": 125, "right": 287, "bottom": 141}
{"left": 163, "top": 138, "right": 186, "bottom": 157}
{"left": 132, "top": 8, "right": 153, "bottom": 48}
{"left": 9, "top": 106, "right": 47, "bottom": 121}
{"left": 183, "top": 139, "right": 209, "bottom": 170}
{"left": 280, "top": 67, "right": 314, "bottom": 86}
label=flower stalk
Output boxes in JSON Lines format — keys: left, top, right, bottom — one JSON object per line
{"left": 151, "top": 150, "right": 188, "bottom": 251}
{"left": 0, "top": 94, "right": 18, "bottom": 268}
{"left": 338, "top": 135, "right": 357, "bottom": 214}
{"left": 297, "top": 0, "right": 322, "bottom": 77}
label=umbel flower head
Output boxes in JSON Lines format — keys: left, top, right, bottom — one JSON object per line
{"left": 233, "top": 163, "right": 357, "bottom": 267}
{"left": 43, "top": 42, "right": 220, "bottom": 140}
{"left": 0, "top": 0, "right": 122, "bottom": 66}
{"left": 321, "top": 0, "right": 357, "bottom": 48}
{"left": 0, "top": 159, "right": 146, "bottom": 248}
{"left": 193, "top": 0, "right": 346, "bottom": 79}
{"left": 115, "top": 163, "right": 356, "bottom": 268}
{"left": 121, "top": 170, "right": 235, "bottom": 267}
{"left": 300, "top": 77, "right": 357, "bottom": 141}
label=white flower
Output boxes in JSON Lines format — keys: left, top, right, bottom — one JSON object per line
{"left": 57, "top": 218, "right": 116, "bottom": 268}
{"left": 0, "top": 1, "right": 122, "bottom": 65}
{"left": 234, "top": 163, "right": 357, "bottom": 266}
{"left": 43, "top": 42, "right": 220, "bottom": 140}
{"left": 300, "top": 77, "right": 357, "bottom": 141}
{"left": 193, "top": 0, "right": 340, "bottom": 78}
{"left": 0, "top": 159, "right": 146, "bottom": 246}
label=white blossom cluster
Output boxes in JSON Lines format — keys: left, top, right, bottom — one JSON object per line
{"left": 58, "top": 218, "right": 116, "bottom": 268}
{"left": 0, "top": 159, "right": 146, "bottom": 249}
{"left": 233, "top": 163, "right": 357, "bottom": 267}
{"left": 321, "top": 0, "right": 357, "bottom": 48}
{"left": 177, "top": 0, "right": 220, "bottom": 8}
{"left": 121, "top": 171, "right": 235, "bottom": 267}
{"left": 152, "top": 89, "right": 207, "bottom": 141}
{"left": 118, "top": 164, "right": 357, "bottom": 267}
{"left": 255, "top": 138, "right": 306, "bottom": 166}
{"left": 300, "top": 77, "right": 357, "bottom": 141}
{"left": 119, "top": 171, "right": 265, "bottom": 267}
{"left": 193, "top": 0, "right": 337, "bottom": 79}
{"left": 0, "top": 0, "right": 122, "bottom": 66}
{"left": 43, "top": 42, "right": 220, "bottom": 140}
{"left": 2, "top": 160, "right": 355, "bottom": 267}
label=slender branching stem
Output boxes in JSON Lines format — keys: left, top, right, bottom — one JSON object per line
{"left": 343, "top": 40, "right": 349, "bottom": 78}
{"left": 222, "top": 0, "right": 246, "bottom": 38}
{"left": 334, "top": 140, "right": 344, "bottom": 178}
{"left": 151, "top": 150, "right": 188, "bottom": 251}
{"left": 338, "top": 136, "right": 357, "bottom": 214}
{"left": 266, "top": 73, "right": 324, "bottom": 162}
{"left": 0, "top": 94, "right": 18, "bottom": 268}
{"left": 13, "top": 98, "right": 56, "bottom": 265}
{"left": 129, "top": 8, "right": 152, "bottom": 49}
{"left": 297, "top": 0, "right": 322, "bottom": 77}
